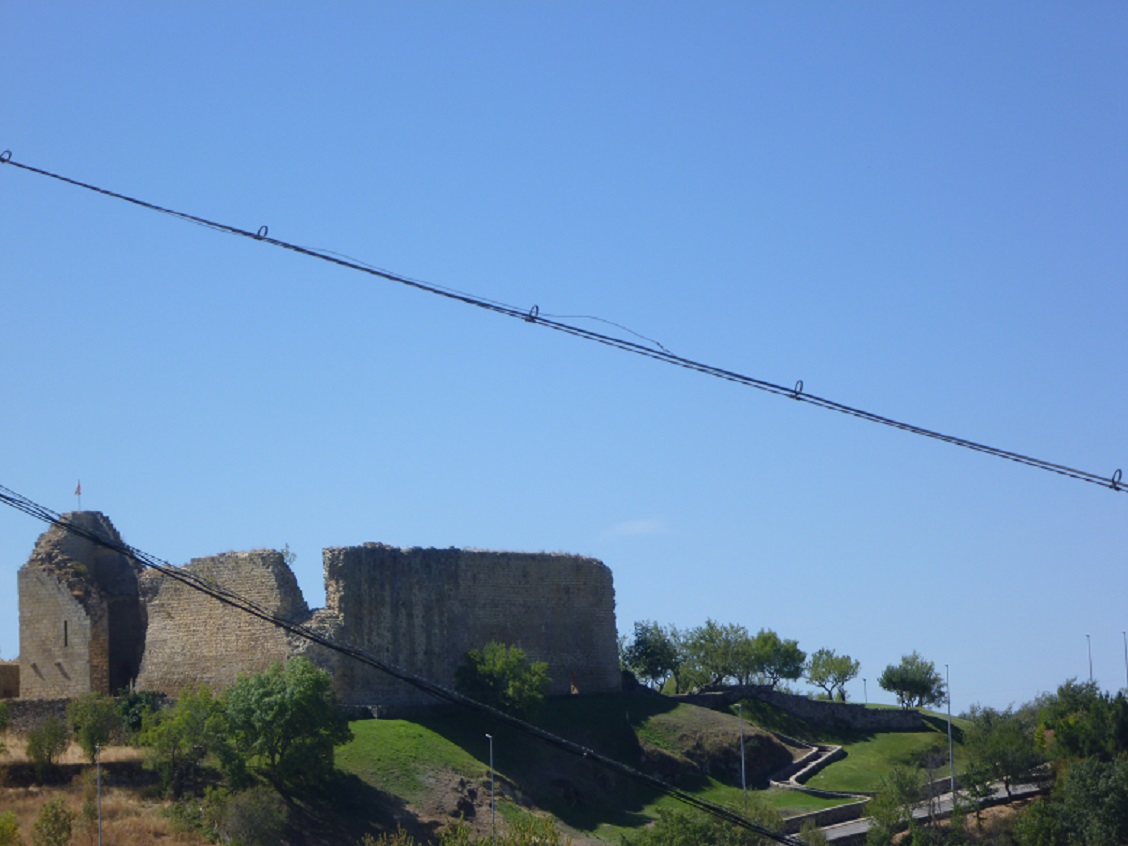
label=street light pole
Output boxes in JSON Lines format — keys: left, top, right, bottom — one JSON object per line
{"left": 945, "top": 665, "right": 955, "bottom": 794}
{"left": 738, "top": 703, "right": 746, "bottom": 810}
{"left": 1087, "top": 634, "right": 1093, "bottom": 682}
{"left": 96, "top": 744, "right": 103, "bottom": 846}
{"left": 863, "top": 678, "right": 867, "bottom": 705}
{"left": 485, "top": 734, "right": 495, "bottom": 842}
{"left": 1122, "top": 631, "right": 1127, "bottom": 690}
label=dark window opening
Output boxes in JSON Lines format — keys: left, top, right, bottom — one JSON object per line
{"left": 64, "top": 620, "right": 68, "bottom": 648}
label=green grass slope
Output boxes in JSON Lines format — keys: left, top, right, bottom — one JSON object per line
{"left": 335, "top": 692, "right": 861, "bottom": 843}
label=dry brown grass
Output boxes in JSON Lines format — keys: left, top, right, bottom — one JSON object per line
{"left": 2, "top": 735, "right": 142, "bottom": 766}
{"left": 1, "top": 735, "right": 208, "bottom": 845}
{"left": 0, "top": 782, "right": 211, "bottom": 846}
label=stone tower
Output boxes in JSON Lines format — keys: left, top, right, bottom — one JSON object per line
{"left": 17, "top": 512, "right": 145, "bottom": 698}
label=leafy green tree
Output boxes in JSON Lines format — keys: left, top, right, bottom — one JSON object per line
{"left": 1014, "top": 756, "right": 1128, "bottom": 845}
{"left": 223, "top": 657, "right": 352, "bottom": 787}
{"left": 865, "top": 765, "right": 925, "bottom": 845}
{"left": 623, "top": 621, "right": 681, "bottom": 690}
{"left": 0, "top": 810, "right": 21, "bottom": 846}
{"left": 139, "top": 685, "right": 227, "bottom": 797}
{"left": 455, "top": 642, "right": 552, "bottom": 719}
{"left": 684, "top": 619, "right": 753, "bottom": 687}
{"left": 1035, "top": 679, "right": 1128, "bottom": 762}
{"left": 805, "top": 648, "right": 860, "bottom": 701}
{"left": 964, "top": 704, "right": 1044, "bottom": 799}
{"left": 877, "top": 652, "right": 946, "bottom": 709}
{"left": 750, "top": 628, "right": 806, "bottom": 690}
{"left": 26, "top": 716, "right": 70, "bottom": 781}
{"left": 67, "top": 692, "right": 121, "bottom": 763}
{"left": 31, "top": 799, "right": 72, "bottom": 846}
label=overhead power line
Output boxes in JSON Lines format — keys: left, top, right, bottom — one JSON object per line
{"left": 1, "top": 151, "right": 1122, "bottom": 498}
{"left": 0, "top": 483, "right": 804, "bottom": 845}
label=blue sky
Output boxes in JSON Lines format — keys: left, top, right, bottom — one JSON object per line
{"left": 2, "top": 3, "right": 1125, "bottom": 714}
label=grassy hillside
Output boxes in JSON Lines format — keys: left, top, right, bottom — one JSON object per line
{"left": 335, "top": 692, "right": 855, "bottom": 843}
{"left": 730, "top": 698, "right": 970, "bottom": 794}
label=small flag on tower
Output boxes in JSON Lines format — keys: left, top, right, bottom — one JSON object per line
{"left": 75, "top": 481, "right": 82, "bottom": 497}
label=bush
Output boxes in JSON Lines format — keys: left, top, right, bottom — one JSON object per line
{"left": 31, "top": 799, "right": 72, "bottom": 846}
{"left": 0, "top": 810, "right": 22, "bottom": 846}
{"left": 217, "top": 786, "right": 288, "bottom": 846}
{"left": 26, "top": 717, "right": 69, "bottom": 781}
{"left": 455, "top": 642, "right": 552, "bottom": 720}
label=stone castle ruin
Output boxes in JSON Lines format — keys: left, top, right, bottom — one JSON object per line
{"left": 14, "top": 512, "right": 621, "bottom": 710}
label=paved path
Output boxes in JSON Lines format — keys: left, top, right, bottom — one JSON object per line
{"left": 821, "top": 781, "right": 1046, "bottom": 843}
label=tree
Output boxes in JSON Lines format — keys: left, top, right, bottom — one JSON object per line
{"left": 683, "top": 619, "right": 753, "bottom": 687}
{"left": 223, "top": 657, "right": 353, "bottom": 787}
{"left": 964, "top": 704, "right": 1044, "bottom": 799}
{"left": 455, "top": 642, "right": 552, "bottom": 720}
{"left": 26, "top": 716, "right": 70, "bottom": 781}
{"left": 805, "top": 648, "right": 860, "bottom": 701}
{"left": 750, "top": 628, "right": 806, "bottom": 690}
{"left": 877, "top": 652, "right": 946, "bottom": 709}
{"left": 139, "top": 685, "right": 227, "bottom": 797}
{"left": 31, "top": 799, "right": 72, "bottom": 846}
{"left": 1035, "top": 679, "right": 1128, "bottom": 761}
{"left": 622, "top": 621, "right": 681, "bottom": 690}
{"left": 1013, "top": 756, "right": 1128, "bottom": 845}
{"left": 67, "top": 692, "right": 121, "bottom": 762}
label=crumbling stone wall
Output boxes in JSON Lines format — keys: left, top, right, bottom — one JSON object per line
{"left": 17, "top": 513, "right": 145, "bottom": 698}
{"left": 135, "top": 550, "right": 312, "bottom": 694}
{"left": 18, "top": 515, "right": 621, "bottom": 711}
{"left": 321, "top": 544, "right": 621, "bottom": 710}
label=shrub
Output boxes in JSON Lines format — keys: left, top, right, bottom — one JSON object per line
{"left": 0, "top": 810, "right": 22, "bottom": 846}
{"left": 31, "top": 799, "right": 72, "bottom": 846}
{"left": 217, "top": 786, "right": 287, "bottom": 846}
{"left": 26, "top": 717, "right": 69, "bottom": 781}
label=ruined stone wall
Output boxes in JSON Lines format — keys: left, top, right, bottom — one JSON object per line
{"left": 17, "top": 512, "right": 145, "bottom": 698}
{"left": 135, "top": 550, "right": 313, "bottom": 695}
{"left": 322, "top": 544, "right": 620, "bottom": 709}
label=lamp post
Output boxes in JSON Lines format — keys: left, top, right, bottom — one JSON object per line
{"left": 738, "top": 703, "right": 746, "bottom": 810}
{"left": 863, "top": 678, "right": 867, "bottom": 705}
{"left": 945, "top": 665, "right": 955, "bottom": 794}
{"left": 1087, "top": 634, "right": 1093, "bottom": 682}
{"left": 95, "top": 743, "right": 103, "bottom": 846}
{"left": 485, "top": 734, "right": 495, "bottom": 842}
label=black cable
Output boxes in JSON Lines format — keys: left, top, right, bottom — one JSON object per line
{"left": 0, "top": 483, "right": 804, "bottom": 844}
{"left": 1, "top": 151, "right": 1121, "bottom": 498}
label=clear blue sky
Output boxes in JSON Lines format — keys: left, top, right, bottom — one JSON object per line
{"left": 2, "top": 3, "right": 1125, "bottom": 714}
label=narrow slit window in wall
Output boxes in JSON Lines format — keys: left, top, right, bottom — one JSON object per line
{"left": 64, "top": 619, "right": 68, "bottom": 647}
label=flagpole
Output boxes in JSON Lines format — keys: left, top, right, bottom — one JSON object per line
{"left": 75, "top": 480, "right": 82, "bottom": 511}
